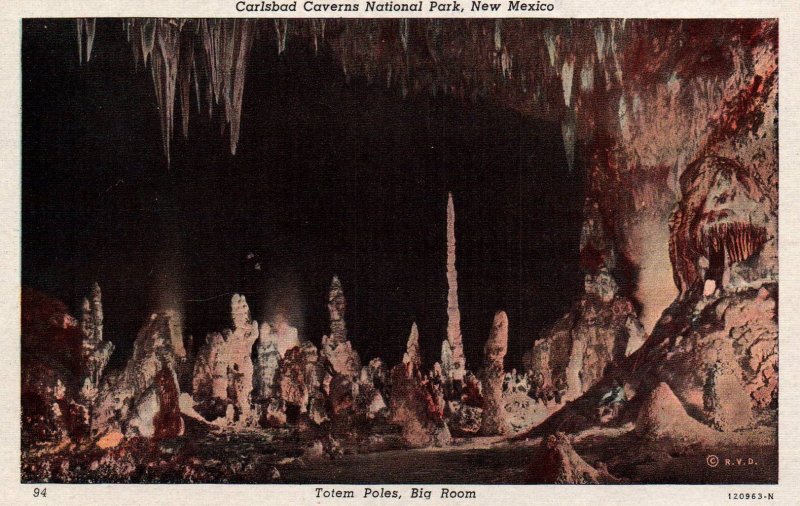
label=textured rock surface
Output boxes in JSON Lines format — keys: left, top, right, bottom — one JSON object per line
{"left": 635, "top": 382, "right": 715, "bottom": 442}
{"left": 390, "top": 323, "right": 451, "bottom": 447}
{"left": 92, "top": 312, "right": 184, "bottom": 440}
{"left": 480, "top": 311, "right": 509, "bottom": 435}
{"left": 524, "top": 290, "right": 638, "bottom": 403}
{"left": 528, "top": 432, "right": 618, "bottom": 484}
{"left": 441, "top": 192, "right": 466, "bottom": 384}
{"left": 22, "top": 287, "right": 112, "bottom": 447}
{"left": 79, "top": 284, "right": 114, "bottom": 403}
{"left": 253, "top": 322, "right": 281, "bottom": 403}
{"left": 191, "top": 294, "right": 259, "bottom": 425}
{"left": 321, "top": 276, "right": 361, "bottom": 378}
{"left": 669, "top": 156, "right": 774, "bottom": 297}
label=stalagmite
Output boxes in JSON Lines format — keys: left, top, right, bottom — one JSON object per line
{"left": 271, "top": 315, "right": 301, "bottom": 357}
{"left": 253, "top": 322, "right": 281, "bottom": 402}
{"left": 404, "top": 322, "right": 422, "bottom": 369}
{"left": 79, "top": 283, "right": 114, "bottom": 402}
{"left": 191, "top": 294, "right": 259, "bottom": 425}
{"left": 391, "top": 322, "right": 451, "bottom": 447}
{"left": 302, "top": 341, "right": 328, "bottom": 424}
{"left": 441, "top": 193, "right": 466, "bottom": 384}
{"left": 92, "top": 312, "right": 184, "bottom": 440}
{"left": 321, "top": 276, "right": 361, "bottom": 378}
{"left": 480, "top": 311, "right": 509, "bottom": 435}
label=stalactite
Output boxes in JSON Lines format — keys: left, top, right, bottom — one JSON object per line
{"left": 561, "top": 57, "right": 575, "bottom": 107}
{"left": 544, "top": 30, "right": 557, "bottom": 68}
{"left": 76, "top": 19, "right": 82, "bottom": 64}
{"left": 178, "top": 30, "right": 193, "bottom": 138}
{"left": 140, "top": 18, "right": 156, "bottom": 66}
{"left": 274, "top": 19, "right": 288, "bottom": 55}
{"left": 150, "top": 19, "right": 181, "bottom": 165}
{"left": 76, "top": 19, "right": 96, "bottom": 64}
{"left": 562, "top": 110, "right": 576, "bottom": 172}
{"left": 400, "top": 18, "right": 409, "bottom": 53}
{"left": 594, "top": 24, "right": 606, "bottom": 64}
{"left": 74, "top": 18, "right": 775, "bottom": 175}
{"left": 580, "top": 58, "right": 594, "bottom": 92}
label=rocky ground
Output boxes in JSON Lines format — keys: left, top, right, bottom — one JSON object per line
{"left": 22, "top": 418, "right": 776, "bottom": 484}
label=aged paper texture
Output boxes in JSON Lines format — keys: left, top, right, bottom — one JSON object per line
{"left": 3, "top": 0, "right": 800, "bottom": 504}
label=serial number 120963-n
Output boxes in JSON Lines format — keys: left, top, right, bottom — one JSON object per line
{"left": 728, "top": 492, "right": 774, "bottom": 500}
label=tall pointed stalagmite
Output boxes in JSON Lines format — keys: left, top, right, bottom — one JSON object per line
{"left": 442, "top": 193, "right": 466, "bottom": 384}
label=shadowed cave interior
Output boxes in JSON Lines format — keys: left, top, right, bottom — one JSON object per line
{"left": 23, "top": 19, "right": 584, "bottom": 372}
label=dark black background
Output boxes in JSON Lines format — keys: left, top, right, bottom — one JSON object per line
{"left": 22, "top": 19, "right": 584, "bottom": 371}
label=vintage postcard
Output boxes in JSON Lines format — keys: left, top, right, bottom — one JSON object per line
{"left": 4, "top": 0, "right": 799, "bottom": 504}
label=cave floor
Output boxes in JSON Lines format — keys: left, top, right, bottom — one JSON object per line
{"left": 22, "top": 419, "right": 777, "bottom": 484}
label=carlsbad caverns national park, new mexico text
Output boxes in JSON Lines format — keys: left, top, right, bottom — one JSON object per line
{"left": 21, "top": 18, "right": 777, "bottom": 484}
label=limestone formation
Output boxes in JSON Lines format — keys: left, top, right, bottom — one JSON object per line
{"left": 441, "top": 193, "right": 466, "bottom": 384}
{"left": 79, "top": 283, "right": 114, "bottom": 403}
{"left": 262, "top": 315, "right": 301, "bottom": 358}
{"left": 21, "top": 287, "right": 113, "bottom": 446}
{"left": 280, "top": 346, "right": 309, "bottom": 418}
{"left": 191, "top": 294, "right": 260, "bottom": 425}
{"left": 355, "top": 364, "right": 388, "bottom": 419}
{"left": 579, "top": 199, "right": 616, "bottom": 273}
{"left": 321, "top": 276, "right": 361, "bottom": 378}
{"left": 253, "top": 322, "right": 281, "bottom": 402}
{"left": 669, "top": 156, "right": 774, "bottom": 296}
{"left": 301, "top": 341, "right": 328, "bottom": 425}
{"left": 523, "top": 283, "right": 639, "bottom": 403}
{"left": 480, "top": 311, "right": 509, "bottom": 435}
{"left": 528, "top": 432, "right": 618, "bottom": 484}
{"left": 403, "top": 321, "right": 422, "bottom": 369}
{"left": 390, "top": 322, "right": 451, "bottom": 447}
{"left": 653, "top": 286, "right": 777, "bottom": 428}
{"left": 92, "top": 312, "right": 184, "bottom": 440}
{"left": 524, "top": 197, "right": 643, "bottom": 404}
{"left": 635, "top": 382, "right": 716, "bottom": 443}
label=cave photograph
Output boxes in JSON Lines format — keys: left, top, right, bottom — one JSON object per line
{"left": 21, "top": 18, "right": 777, "bottom": 484}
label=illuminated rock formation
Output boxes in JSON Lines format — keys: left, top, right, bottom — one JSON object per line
{"left": 669, "top": 156, "right": 774, "bottom": 297}
{"left": 524, "top": 202, "right": 642, "bottom": 403}
{"left": 280, "top": 346, "right": 308, "bottom": 420}
{"left": 390, "top": 323, "right": 451, "bottom": 447}
{"left": 301, "top": 341, "right": 328, "bottom": 425}
{"left": 191, "top": 294, "right": 260, "bottom": 425}
{"left": 480, "top": 311, "right": 509, "bottom": 436}
{"left": 253, "top": 322, "right": 281, "bottom": 403}
{"left": 78, "top": 283, "right": 114, "bottom": 403}
{"left": 92, "top": 311, "right": 184, "bottom": 440}
{"left": 321, "top": 276, "right": 361, "bottom": 378}
{"left": 441, "top": 192, "right": 466, "bottom": 385}
{"left": 272, "top": 315, "right": 301, "bottom": 358}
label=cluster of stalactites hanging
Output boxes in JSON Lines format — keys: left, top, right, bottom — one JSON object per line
{"left": 74, "top": 18, "right": 773, "bottom": 174}
{"left": 77, "top": 18, "right": 258, "bottom": 165}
